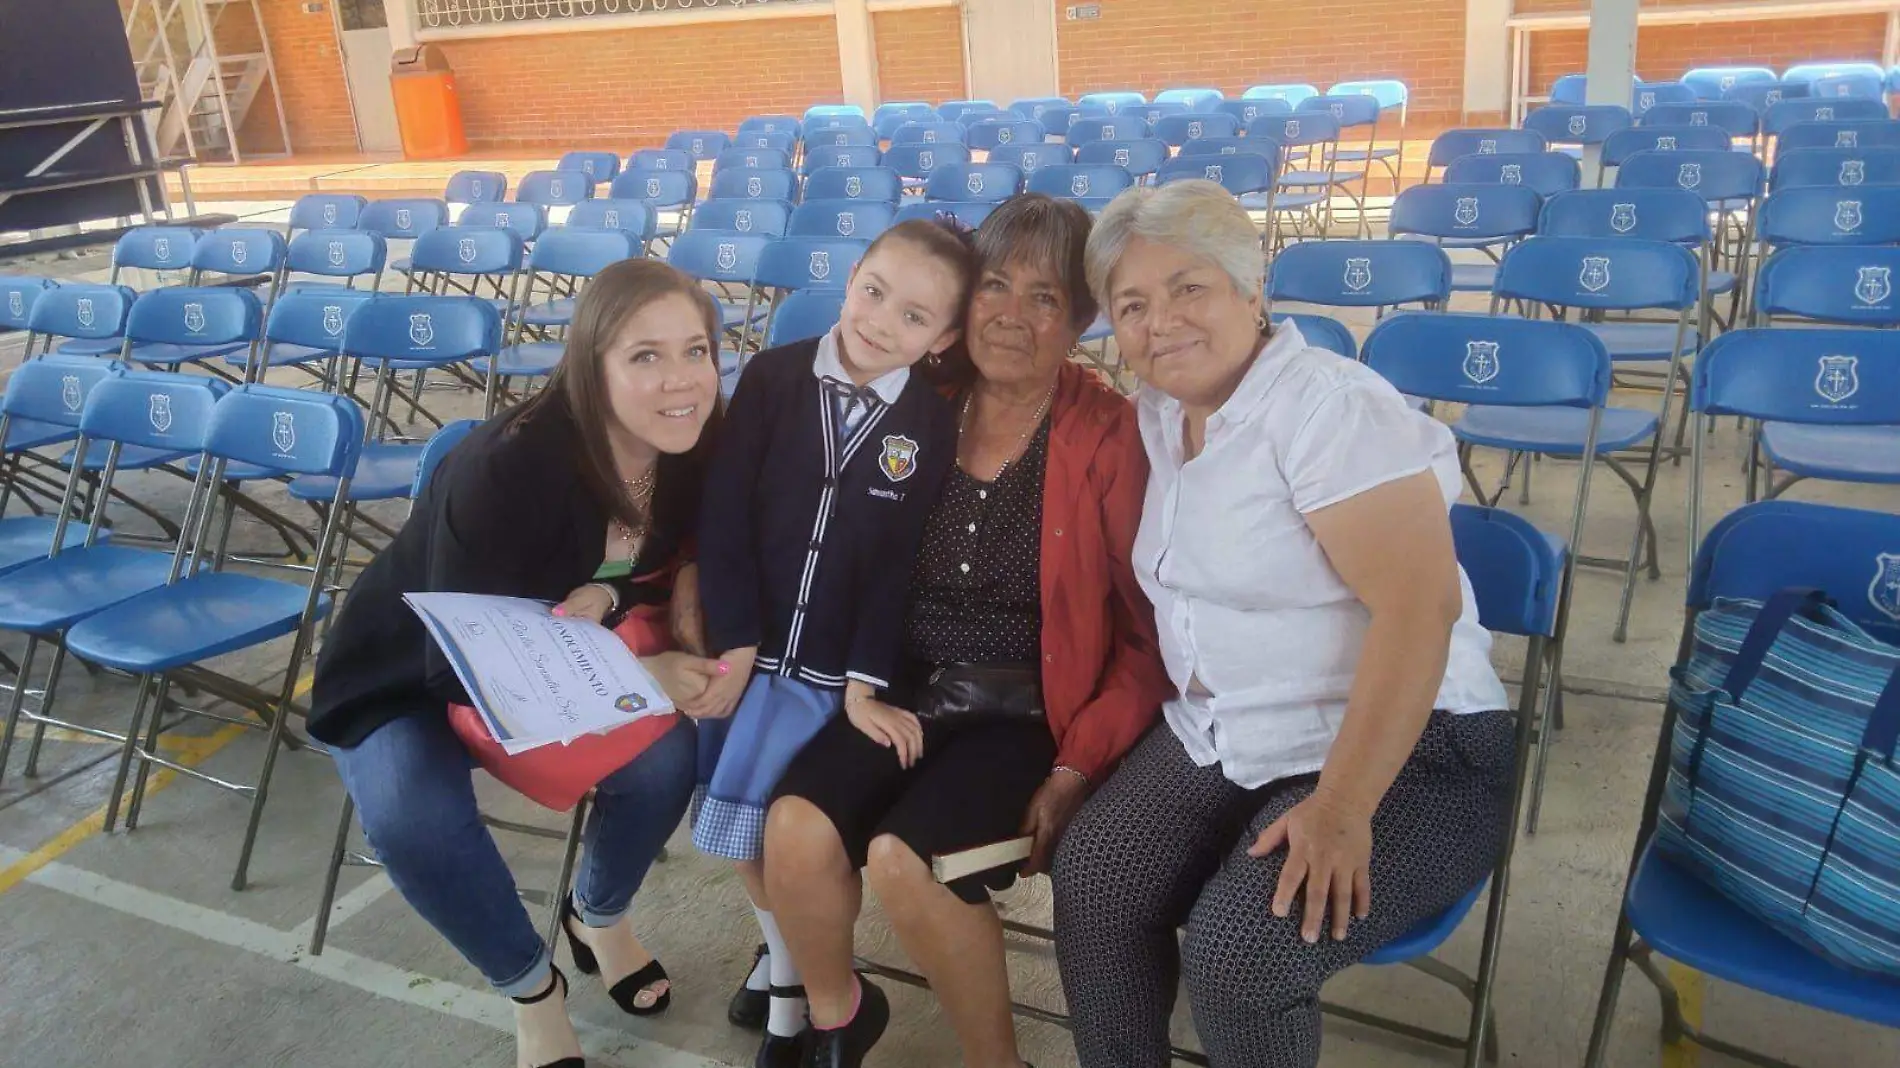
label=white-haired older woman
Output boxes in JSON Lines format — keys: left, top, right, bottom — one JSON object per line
{"left": 1049, "top": 181, "right": 1515, "bottom": 1068}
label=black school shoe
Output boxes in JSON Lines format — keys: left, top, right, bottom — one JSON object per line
{"left": 755, "top": 1031, "right": 807, "bottom": 1068}
{"left": 801, "top": 977, "right": 889, "bottom": 1068}
{"left": 729, "top": 944, "right": 769, "bottom": 1030}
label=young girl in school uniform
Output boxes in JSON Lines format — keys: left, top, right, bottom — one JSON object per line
{"left": 689, "top": 218, "right": 978, "bottom": 1068}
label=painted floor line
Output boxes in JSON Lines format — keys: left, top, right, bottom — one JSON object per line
{"left": 9, "top": 850, "right": 734, "bottom": 1068}
{"left": 290, "top": 868, "right": 394, "bottom": 944}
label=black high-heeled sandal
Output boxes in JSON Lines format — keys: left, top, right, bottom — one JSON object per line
{"left": 510, "top": 965, "right": 585, "bottom": 1068}
{"left": 560, "top": 896, "right": 672, "bottom": 1017}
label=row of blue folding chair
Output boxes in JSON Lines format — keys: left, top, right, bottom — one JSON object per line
{"left": 1771, "top": 145, "right": 1900, "bottom": 190}
{"left": 665, "top": 230, "right": 870, "bottom": 365}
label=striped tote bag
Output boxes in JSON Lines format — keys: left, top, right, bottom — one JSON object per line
{"left": 1656, "top": 587, "right": 1900, "bottom": 976}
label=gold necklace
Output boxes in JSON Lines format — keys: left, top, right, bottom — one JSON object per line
{"left": 615, "top": 470, "right": 657, "bottom": 564}
{"left": 958, "top": 380, "right": 1056, "bottom": 481}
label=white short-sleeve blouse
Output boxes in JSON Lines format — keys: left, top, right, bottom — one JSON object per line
{"left": 1133, "top": 322, "right": 1509, "bottom": 789}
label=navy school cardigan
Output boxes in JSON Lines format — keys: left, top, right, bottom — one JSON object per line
{"left": 698, "top": 337, "right": 956, "bottom": 689}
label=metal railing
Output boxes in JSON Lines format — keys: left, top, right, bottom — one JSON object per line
{"left": 413, "top": 0, "right": 808, "bottom": 28}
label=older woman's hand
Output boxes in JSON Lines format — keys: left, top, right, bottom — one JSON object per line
{"left": 1020, "top": 769, "right": 1090, "bottom": 875}
{"left": 1250, "top": 787, "right": 1373, "bottom": 943}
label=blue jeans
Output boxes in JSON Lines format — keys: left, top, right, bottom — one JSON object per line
{"left": 333, "top": 711, "right": 696, "bottom": 997}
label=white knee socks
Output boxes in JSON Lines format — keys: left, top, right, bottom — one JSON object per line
{"left": 753, "top": 907, "right": 808, "bottom": 1037}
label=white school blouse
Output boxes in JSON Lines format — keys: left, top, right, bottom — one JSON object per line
{"left": 1132, "top": 322, "right": 1508, "bottom": 790}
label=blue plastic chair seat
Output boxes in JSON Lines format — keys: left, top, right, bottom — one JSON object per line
{"left": 124, "top": 341, "right": 247, "bottom": 366}
{"left": 1435, "top": 236, "right": 1511, "bottom": 249}
{"left": 470, "top": 342, "right": 562, "bottom": 378}
{"left": 283, "top": 281, "right": 363, "bottom": 294}
{"left": 1364, "top": 882, "right": 1485, "bottom": 965}
{"left": 64, "top": 570, "right": 329, "bottom": 674}
{"left": 1555, "top": 145, "right": 1585, "bottom": 160}
{"left": 720, "top": 301, "right": 766, "bottom": 330}
{"left": 1707, "top": 269, "right": 1738, "bottom": 295}
{"left": 58, "top": 442, "right": 190, "bottom": 472}
{"left": 5, "top": 419, "right": 77, "bottom": 452}
{"left": 1759, "top": 423, "right": 1900, "bottom": 484}
{"left": 0, "top": 517, "right": 97, "bottom": 578}
{"left": 1280, "top": 168, "right": 1365, "bottom": 186}
{"left": 1450, "top": 263, "right": 1498, "bottom": 292}
{"left": 1585, "top": 321, "right": 1700, "bottom": 361}
{"left": 183, "top": 455, "right": 283, "bottom": 483}
{"left": 1454, "top": 405, "right": 1659, "bottom": 455}
{"left": 53, "top": 338, "right": 122, "bottom": 357}
{"left": 1336, "top": 147, "right": 1401, "bottom": 162}
{"left": 1238, "top": 191, "right": 1326, "bottom": 212}
{"left": 1625, "top": 849, "right": 1900, "bottom": 1027}
{"left": 1081, "top": 314, "right": 1112, "bottom": 344}
{"left": 521, "top": 297, "right": 577, "bottom": 327}
{"left": 226, "top": 343, "right": 333, "bottom": 370}
{"left": 287, "top": 443, "right": 426, "bottom": 503}
{"left": 390, "top": 257, "right": 412, "bottom": 274}
{"left": 0, "top": 545, "right": 173, "bottom": 632}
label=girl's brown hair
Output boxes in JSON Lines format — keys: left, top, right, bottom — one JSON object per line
{"left": 863, "top": 216, "right": 981, "bottom": 317}
{"left": 499, "top": 257, "right": 722, "bottom": 535}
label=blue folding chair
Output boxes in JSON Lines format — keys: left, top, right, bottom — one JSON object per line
{"left": 804, "top": 166, "right": 902, "bottom": 204}
{"left": 484, "top": 227, "right": 635, "bottom": 413}
{"left": 924, "top": 161, "right": 1020, "bottom": 203}
{"left": 1489, "top": 237, "right": 1703, "bottom": 641}
{"left": 1007, "top": 97, "right": 1068, "bottom": 122}
{"left": 32, "top": 283, "right": 136, "bottom": 360}
{"left": 1242, "top": 83, "right": 1318, "bottom": 108}
{"left": 514, "top": 169, "right": 593, "bottom": 209}
{"left": 1771, "top": 146, "right": 1900, "bottom": 190}
{"left": 1217, "top": 97, "right": 1291, "bottom": 132}
{"left": 1547, "top": 74, "right": 1591, "bottom": 106}
{"left": 1066, "top": 116, "right": 1152, "bottom": 148}
{"left": 72, "top": 381, "right": 365, "bottom": 889}
{"left": 1366, "top": 308, "right": 1604, "bottom": 837}
{"left": 1582, "top": 498, "right": 1900, "bottom": 1068}
{"left": 988, "top": 142, "right": 1069, "bottom": 174}
{"left": 1077, "top": 91, "right": 1146, "bottom": 115}
{"left": 1152, "top": 113, "right": 1240, "bottom": 148}
{"left": 667, "top": 230, "right": 772, "bottom": 350}
{"left": 282, "top": 229, "right": 386, "bottom": 295}
{"left": 1156, "top": 153, "right": 1277, "bottom": 222}
{"left": 964, "top": 118, "right": 1043, "bottom": 153}
{"left": 801, "top": 144, "right": 882, "bottom": 176}
{"left": 1599, "top": 125, "right": 1735, "bottom": 174}
{"left": 1765, "top": 97, "right": 1890, "bottom": 138}
{"left": 753, "top": 236, "right": 867, "bottom": 349}
{"left": 714, "top": 147, "right": 792, "bottom": 175}
{"left": 1541, "top": 188, "right": 1736, "bottom": 328}
{"left": 789, "top": 199, "right": 894, "bottom": 240}
{"left": 1075, "top": 139, "right": 1171, "bottom": 181}
{"left": 1820, "top": 71, "right": 1888, "bottom": 100}
{"left": 189, "top": 228, "right": 289, "bottom": 315}
{"left": 1265, "top": 240, "right": 1452, "bottom": 321}
{"left": 804, "top": 124, "right": 878, "bottom": 150}
{"left": 740, "top": 114, "right": 802, "bottom": 139}
{"left": 567, "top": 199, "right": 657, "bottom": 253}
{"left": 1638, "top": 101, "right": 1759, "bottom": 141}
{"left": 881, "top": 142, "right": 971, "bottom": 188}
{"left": 1177, "top": 137, "right": 1274, "bottom": 160}
{"left": 1153, "top": 87, "right": 1221, "bottom": 112}
{"left": 691, "top": 198, "right": 793, "bottom": 238}
{"left": 1523, "top": 104, "right": 1634, "bottom": 158}
{"left": 1786, "top": 60, "right": 1888, "bottom": 91}
{"left": 1776, "top": 120, "right": 1900, "bottom": 152}
{"left": 404, "top": 225, "right": 526, "bottom": 330}
{"left": 1681, "top": 66, "right": 1777, "bottom": 101}
{"left": 413, "top": 418, "right": 481, "bottom": 497}
{"left": 1632, "top": 82, "right": 1696, "bottom": 119}
{"left": 556, "top": 151, "right": 619, "bottom": 184}
{"left": 666, "top": 130, "right": 731, "bottom": 162}
{"left": 458, "top": 201, "right": 548, "bottom": 245}
{"left": 1271, "top": 312, "right": 1356, "bottom": 359}
{"left": 1033, "top": 104, "right": 1079, "bottom": 139}
{"left": 117, "top": 286, "right": 262, "bottom": 378}
{"left": 936, "top": 100, "right": 997, "bottom": 124}
{"left": 1615, "top": 149, "right": 1766, "bottom": 281}
{"left": 735, "top": 130, "right": 798, "bottom": 155}
{"left": 445, "top": 170, "right": 507, "bottom": 206}
{"left": 1027, "top": 164, "right": 1134, "bottom": 213}
{"left": 628, "top": 148, "right": 693, "bottom": 174}
{"left": 288, "top": 193, "right": 366, "bottom": 234}
{"left": 892, "top": 201, "right": 996, "bottom": 228}
{"left": 1426, "top": 129, "right": 1548, "bottom": 179}
{"left": 1725, "top": 81, "right": 1805, "bottom": 116}
{"left": 610, "top": 169, "right": 698, "bottom": 238}
{"left": 1444, "top": 151, "right": 1582, "bottom": 197}
{"left": 0, "top": 354, "right": 123, "bottom": 569}
{"left": 0, "top": 276, "right": 54, "bottom": 339}
{"left": 1757, "top": 185, "right": 1900, "bottom": 247}
{"left": 765, "top": 288, "right": 844, "bottom": 350}
{"left": 1122, "top": 103, "right": 1183, "bottom": 128}
{"left": 363, "top": 199, "right": 448, "bottom": 277}
{"left": 890, "top": 121, "right": 967, "bottom": 147}
{"left": 1388, "top": 183, "right": 1542, "bottom": 292}
{"left": 239, "top": 288, "right": 377, "bottom": 385}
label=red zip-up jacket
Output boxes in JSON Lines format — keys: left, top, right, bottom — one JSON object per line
{"left": 1036, "top": 361, "right": 1174, "bottom": 781}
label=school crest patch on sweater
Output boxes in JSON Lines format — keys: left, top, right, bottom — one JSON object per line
{"left": 879, "top": 434, "right": 919, "bottom": 482}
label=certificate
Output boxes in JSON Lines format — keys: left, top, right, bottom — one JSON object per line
{"left": 405, "top": 592, "right": 674, "bottom": 755}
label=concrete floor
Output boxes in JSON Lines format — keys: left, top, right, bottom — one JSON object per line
{"left": 1, "top": 202, "right": 1897, "bottom": 1067}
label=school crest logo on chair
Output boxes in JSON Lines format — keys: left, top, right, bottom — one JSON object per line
{"left": 1765, "top": 90, "right": 1783, "bottom": 107}
{"left": 1454, "top": 197, "right": 1480, "bottom": 226}
{"left": 747, "top": 176, "right": 763, "bottom": 198}
{"left": 459, "top": 237, "right": 478, "bottom": 264}
{"left": 322, "top": 203, "right": 338, "bottom": 225}
{"left": 1187, "top": 121, "right": 1203, "bottom": 139}
{"left": 1101, "top": 125, "right": 1119, "bottom": 140}
{"left": 1870, "top": 553, "right": 1900, "bottom": 621}
{"left": 1462, "top": 341, "right": 1500, "bottom": 384}
{"left": 845, "top": 175, "right": 863, "bottom": 198}
{"left": 550, "top": 179, "right": 565, "bottom": 199}
{"left": 745, "top": 155, "right": 760, "bottom": 168}
{"left": 230, "top": 241, "right": 248, "bottom": 267}
{"left": 1328, "top": 103, "right": 1345, "bottom": 121}
{"left": 1611, "top": 203, "right": 1638, "bottom": 233}
{"left": 1342, "top": 258, "right": 1373, "bottom": 292}
{"left": 1020, "top": 151, "right": 1040, "bottom": 169}
{"left": 60, "top": 375, "right": 82, "bottom": 413}
{"left": 1841, "top": 160, "right": 1866, "bottom": 186}
{"left": 1284, "top": 119, "right": 1301, "bottom": 140}
{"left": 6, "top": 291, "right": 21, "bottom": 319}
{"left": 809, "top": 251, "right": 831, "bottom": 281}
{"left": 1638, "top": 91, "right": 1656, "bottom": 111}
{"left": 75, "top": 297, "right": 96, "bottom": 329}
{"left": 1579, "top": 256, "right": 1612, "bottom": 292}
{"left": 183, "top": 302, "right": 205, "bottom": 333}
{"left": 691, "top": 138, "right": 705, "bottom": 155}
{"left": 1855, "top": 265, "right": 1891, "bottom": 304}
{"left": 149, "top": 393, "right": 172, "bottom": 434}
{"left": 1204, "top": 164, "right": 1224, "bottom": 182}
{"left": 997, "top": 127, "right": 1014, "bottom": 144}
{"left": 1814, "top": 355, "right": 1860, "bottom": 403}
{"left": 716, "top": 242, "right": 739, "bottom": 272}
{"left": 323, "top": 304, "right": 344, "bottom": 337}
{"left": 919, "top": 150, "right": 936, "bottom": 171}
{"left": 836, "top": 213, "right": 856, "bottom": 237}
{"left": 470, "top": 179, "right": 484, "bottom": 199}
{"left": 1072, "top": 174, "right": 1092, "bottom": 197}
{"left": 1656, "top": 136, "right": 1678, "bottom": 151}
{"left": 1718, "top": 75, "right": 1736, "bottom": 91}
{"left": 655, "top": 156, "right": 672, "bottom": 169}
{"left": 496, "top": 211, "right": 512, "bottom": 229}
{"left": 328, "top": 241, "right": 347, "bottom": 268}
{"left": 1104, "top": 100, "right": 1121, "bottom": 115}
{"left": 410, "top": 312, "right": 434, "bottom": 347}
{"left": 1500, "top": 164, "right": 1522, "bottom": 185}
{"left": 1690, "top": 111, "right": 1709, "bottom": 126}
{"left": 153, "top": 237, "right": 171, "bottom": 261}
{"left": 967, "top": 172, "right": 985, "bottom": 195}
{"left": 735, "top": 209, "right": 754, "bottom": 231}
{"left": 272, "top": 411, "right": 296, "bottom": 455}
{"left": 396, "top": 208, "right": 413, "bottom": 230}
{"left": 646, "top": 178, "right": 663, "bottom": 198}
{"left": 1815, "top": 106, "right": 1836, "bottom": 122}
{"left": 1677, "top": 163, "right": 1701, "bottom": 189}
{"left": 879, "top": 434, "right": 919, "bottom": 482}
{"left": 1478, "top": 139, "right": 1497, "bottom": 154}
{"left": 923, "top": 130, "right": 938, "bottom": 144}
{"left": 1113, "top": 148, "right": 1131, "bottom": 167}
{"left": 1838, "top": 129, "right": 1860, "bottom": 148}
{"left": 1836, "top": 200, "right": 1863, "bottom": 233}
{"left": 603, "top": 209, "right": 620, "bottom": 229}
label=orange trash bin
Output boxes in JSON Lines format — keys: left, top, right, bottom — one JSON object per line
{"left": 390, "top": 45, "right": 468, "bottom": 160}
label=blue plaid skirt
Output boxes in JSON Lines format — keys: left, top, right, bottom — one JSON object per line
{"left": 691, "top": 672, "right": 841, "bottom": 861}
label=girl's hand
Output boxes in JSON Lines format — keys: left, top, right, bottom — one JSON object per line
{"left": 1249, "top": 788, "right": 1374, "bottom": 943}
{"left": 678, "top": 646, "right": 754, "bottom": 721}
{"left": 845, "top": 692, "right": 924, "bottom": 769}
{"left": 669, "top": 563, "right": 709, "bottom": 656}
{"left": 642, "top": 651, "right": 726, "bottom": 709}
{"left": 553, "top": 584, "right": 615, "bottom": 624}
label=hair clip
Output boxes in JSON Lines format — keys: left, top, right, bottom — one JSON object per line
{"left": 930, "top": 210, "right": 978, "bottom": 249}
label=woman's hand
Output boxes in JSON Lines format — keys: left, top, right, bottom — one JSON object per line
{"left": 844, "top": 684, "right": 924, "bottom": 768}
{"left": 1250, "top": 788, "right": 1373, "bottom": 943}
{"left": 1020, "top": 768, "right": 1090, "bottom": 875}
{"left": 669, "top": 563, "right": 709, "bottom": 656}
{"left": 643, "top": 651, "right": 726, "bottom": 711}
{"left": 553, "top": 584, "right": 615, "bottom": 624}
{"left": 677, "top": 646, "right": 753, "bottom": 721}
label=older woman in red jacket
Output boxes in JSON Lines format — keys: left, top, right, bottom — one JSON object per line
{"left": 759, "top": 194, "right": 1171, "bottom": 1068}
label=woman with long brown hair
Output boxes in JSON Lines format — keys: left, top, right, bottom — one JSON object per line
{"left": 310, "top": 259, "right": 727, "bottom": 1068}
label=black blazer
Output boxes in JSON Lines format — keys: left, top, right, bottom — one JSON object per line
{"left": 698, "top": 337, "right": 954, "bottom": 689}
{"left": 308, "top": 399, "right": 699, "bottom": 748}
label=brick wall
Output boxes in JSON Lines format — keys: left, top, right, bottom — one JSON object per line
{"left": 234, "top": 0, "right": 356, "bottom": 155}
{"left": 874, "top": 7, "right": 966, "bottom": 104}
{"left": 1525, "top": 15, "right": 1890, "bottom": 99}
{"left": 1054, "top": 0, "right": 1468, "bottom": 128}
{"left": 430, "top": 15, "right": 843, "bottom": 150}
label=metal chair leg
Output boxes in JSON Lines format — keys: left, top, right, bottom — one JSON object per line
{"left": 310, "top": 793, "right": 356, "bottom": 955}
{"left": 101, "top": 674, "right": 158, "bottom": 833}
{"left": 123, "top": 674, "right": 175, "bottom": 830}
{"left": 545, "top": 794, "right": 589, "bottom": 948}
{"left": 20, "top": 641, "right": 71, "bottom": 779}
{"left": 0, "top": 633, "right": 42, "bottom": 782}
